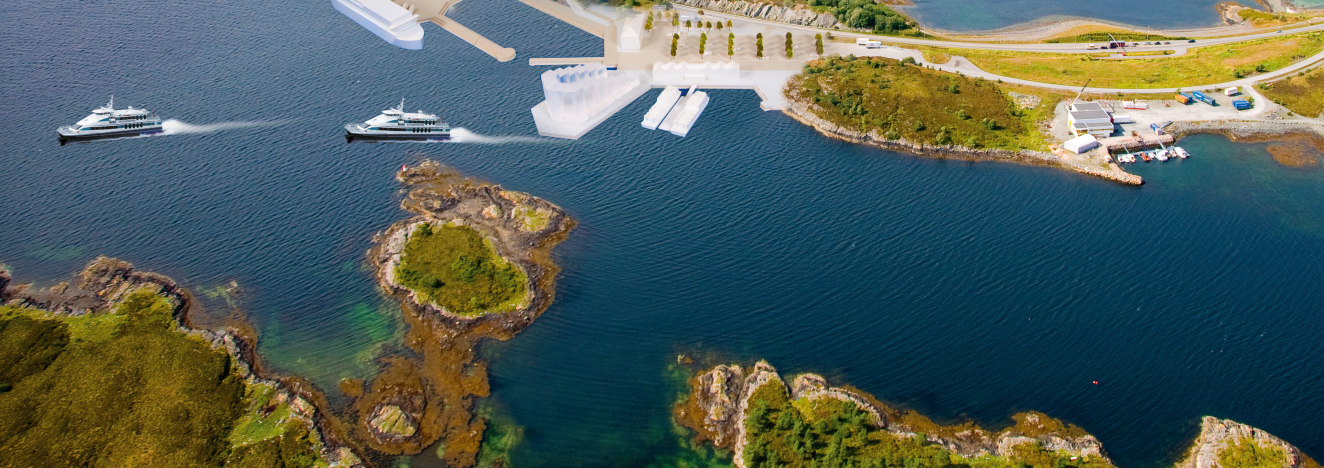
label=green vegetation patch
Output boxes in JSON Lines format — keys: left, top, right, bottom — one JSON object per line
{"left": 0, "top": 291, "right": 325, "bottom": 468}
{"left": 1261, "top": 67, "right": 1324, "bottom": 118}
{"left": 808, "top": 0, "right": 917, "bottom": 36}
{"left": 1218, "top": 438, "right": 1290, "bottom": 468}
{"left": 739, "top": 380, "right": 1114, "bottom": 468}
{"left": 0, "top": 292, "right": 244, "bottom": 467}
{"left": 943, "top": 32, "right": 1324, "bottom": 89}
{"left": 396, "top": 222, "right": 528, "bottom": 317}
{"left": 788, "top": 55, "right": 1044, "bottom": 150}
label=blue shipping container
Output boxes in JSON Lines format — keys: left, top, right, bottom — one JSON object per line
{"left": 1232, "top": 100, "right": 1251, "bottom": 110}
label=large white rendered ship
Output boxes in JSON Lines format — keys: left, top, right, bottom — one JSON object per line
{"left": 344, "top": 99, "right": 450, "bottom": 141}
{"left": 56, "top": 97, "right": 163, "bottom": 144}
{"left": 332, "top": 0, "right": 424, "bottom": 50}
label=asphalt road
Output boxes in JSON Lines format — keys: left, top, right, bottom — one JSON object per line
{"left": 669, "top": 4, "right": 1324, "bottom": 54}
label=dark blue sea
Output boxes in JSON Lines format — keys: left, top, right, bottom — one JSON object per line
{"left": 1, "top": 0, "right": 1321, "bottom": 466}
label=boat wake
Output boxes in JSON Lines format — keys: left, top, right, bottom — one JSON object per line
{"left": 160, "top": 119, "right": 285, "bottom": 135}
{"left": 448, "top": 128, "right": 552, "bottom": 144}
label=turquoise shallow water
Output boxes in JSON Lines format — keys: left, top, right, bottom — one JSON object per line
{"left": 2, "top": 0, "right": 1323, "bottom": 467}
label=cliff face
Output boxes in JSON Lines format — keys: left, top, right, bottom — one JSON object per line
{"left": 679, "top": 361, "right": 1111, "bottom": 468}
{"left": 1174, "top": 417, "right": 1319, "bottom": 468}
{"left": 673, "top": 0, "right": 839, "bottom": 28}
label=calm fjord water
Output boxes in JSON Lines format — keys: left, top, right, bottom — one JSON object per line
{"left": 2, "top": 0, "right": 1322, "bottom": 466}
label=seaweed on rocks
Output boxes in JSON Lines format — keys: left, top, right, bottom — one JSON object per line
{"left": 352, "top": 161, "right": 575, "bottom": 467}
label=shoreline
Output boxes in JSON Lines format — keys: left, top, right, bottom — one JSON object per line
{"left": 781, "top": 101, "right": 1145, "bottom": 185}
{"left": 675, "top": 359, "right": 1321, "bottom": 468}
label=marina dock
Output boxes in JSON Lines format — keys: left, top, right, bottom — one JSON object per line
{"left": 1098, "top": 133, "right": 1176, "bottom": 153}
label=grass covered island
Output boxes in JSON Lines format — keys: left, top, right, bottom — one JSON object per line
{"left": 395, "top": 222, "right": 528, "bottom": 317}
{"left": 355, "top": 161, "right": 574, "bottom": 467}
{"left": 675, "top": 361, "right": 1320, "bottom": 468}
{"left": 0, "top": 258, "right": 358, "bottom": 468}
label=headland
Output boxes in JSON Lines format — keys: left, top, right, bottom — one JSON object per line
{"left": 675, "top": 359, "right": 1321, "bottom": 468}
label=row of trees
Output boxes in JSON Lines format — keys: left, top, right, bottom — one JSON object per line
{"left": 669, "top": 32, "right": 741, "bottom": 58}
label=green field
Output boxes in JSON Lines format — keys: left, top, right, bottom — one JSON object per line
{"left": 395, "top": 223, "right": 528, "bottom": 317}
{"left": 937, "top": 32, "right": 1324, "bottom": 89}
{"left": 787, "top": 55, "right": 1047, "bottom": 151}
{"left": 0, "top": 291, "right": 324, "bottom": 467}
{"left": 1261, "top": 67, "right": 1324, "bottom": 118}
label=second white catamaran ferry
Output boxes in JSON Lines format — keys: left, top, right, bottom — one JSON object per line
{"left": 344, "top": 100, "right": 451, "bottom": 141}
{"left": 56, "top": 97, "right": 163, "bottom": 143}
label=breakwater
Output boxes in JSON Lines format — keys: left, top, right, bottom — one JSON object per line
{"left": 1167, "top": 119, "right": 1324, "bottom": 142}
{"left": 782, "top": 101, "right": 1144, "bottom": 185}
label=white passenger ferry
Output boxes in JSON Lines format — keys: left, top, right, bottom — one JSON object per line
{"left": 332, "top": 0, "right": 424, "bottom": 50}
{"left": 56, "top": 97, "right": 163, "bottom": 143}
{"left": 344, "top": 99, "right": 451, "bottom": 141}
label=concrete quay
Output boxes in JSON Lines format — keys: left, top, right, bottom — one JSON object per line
{"left": 397, "top": 0, "right": 516, "bottom": 61}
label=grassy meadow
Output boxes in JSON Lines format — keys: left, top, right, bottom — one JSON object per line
{"left": 1260, "top": 67, "right": 1324, "bottom": 118}
{"left": 395, "top": 223, "right": 528, "bottom": 317}
{"left": 787, "top": 55, "right": 1048, "bottom": 151}
{"left": 0, "top": 290, "right": 324, "bottom": 467}
{"left": 932, "top": 32, "right": 1324, "bottom": 88}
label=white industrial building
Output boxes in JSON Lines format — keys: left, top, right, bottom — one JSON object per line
{"left": 1067, "top": 102, "right": 1115, "bottom": 137}
{"left": 619, "top": 14, "right": 645, "bottom": 51}
{"left": 540, "top": 63, "right": 641, "bottom": 124}
{"left": 1063, "top": 134, "right": 1100, "bottom": 154}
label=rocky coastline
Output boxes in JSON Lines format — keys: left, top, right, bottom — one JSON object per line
{"left": 677, "top": 360, "right": 1110, "bottom": 468}
{"left": 1174, "top": 417, "right": 1321, "bottom": 468}
{"left": 347, "top": 160, "right": 574, "bottom": 467}
{"left": 0, "top": 257, "right": 364, "bottom": 467}
{"left": 782, "top": 101, "right": 1144, "bottom": 185}
{"left": 676, "top": 360, "right": 1318, "bottom": 468}
{"left": 672, "top": 0, "right": 840, "bottom": 29}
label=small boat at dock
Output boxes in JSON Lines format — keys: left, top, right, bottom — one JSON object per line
{"left": 1174, "top": 147, "right": 1190, "bottom": 159}
{"left": 1141, "top": 151, "right": 1153, "bottom": 162}
{"left": 1155, "top": 150, "right": 1169, "bottom": 162}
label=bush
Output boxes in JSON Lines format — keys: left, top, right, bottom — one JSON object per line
{"left": 900, "top": 56, "right": 916, "bottom": 65}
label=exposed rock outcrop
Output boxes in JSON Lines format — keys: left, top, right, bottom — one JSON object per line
{"left": 1174, "top": 417, "right": 1318, "bottom": 468}
{"left": 673, "top": 0, "right": 839, "bottom": 29}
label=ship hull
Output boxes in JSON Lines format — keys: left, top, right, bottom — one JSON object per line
{"left": 332, "top": 0, "right": 424, "bottom": 50}
{"left": 57, "top": 127, "right": 164, "bottom": 144}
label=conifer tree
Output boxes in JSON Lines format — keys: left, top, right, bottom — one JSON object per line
{"left": 815, "top": 33, "right": 823, "bottom": 55}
